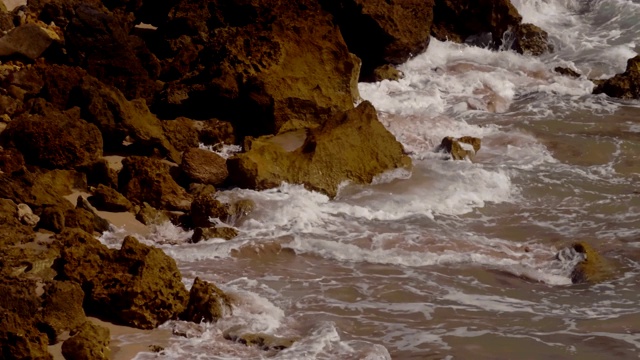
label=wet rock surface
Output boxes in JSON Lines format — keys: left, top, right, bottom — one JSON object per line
{"left": 593, "top": 55, "right": 640, "bottom": 99}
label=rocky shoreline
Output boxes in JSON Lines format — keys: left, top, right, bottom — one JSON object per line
{"left": 0, "top": 0, "right": 627, "bottom": 358}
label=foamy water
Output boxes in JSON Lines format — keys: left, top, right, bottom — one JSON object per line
{"left": 100, "top": 0, "right": 640, "bottom": 358}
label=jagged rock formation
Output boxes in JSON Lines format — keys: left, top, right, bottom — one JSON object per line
{"left": 593, "top": 55, "right": 640, "bottom": 99}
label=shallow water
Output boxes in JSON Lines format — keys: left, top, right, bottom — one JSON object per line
{"left": 101, "top": 0, "right": 640, "bottom": 358}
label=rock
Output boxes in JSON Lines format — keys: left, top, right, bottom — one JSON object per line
{"left": 180, "top": 277, "right": 232, "bottom": 323}
{"left": 61, "top": 4, "right": 157, "bottom": 101}
{"left": 119, "top": 156, "right": 191, "bottom": 211}
{"left": 227, "top": 101, "right": 411, "bottom": 198}
{"left": 191, "top": 227, "right": 238, "bottom": 243}
{"left": 17, "top": 203, "right": 39, "bottom": 226}
{"left": 0, "top": 1, "right": 6, "bottom": 12}
{"left": 554, "top": 67, "right": 581, "bottom": 78}
{"left": 61, "top": 321, "right": 110, "bottom": 360}
{"left": 0, "top": 147, "right": 25, "bottom": 174}
{"left": 153, "top": 0, "right": 359, "bottom": 138}
{"left": 135, "top": 202, "right": 171, "bottom": 225}
{"left": 76, "top": 76, "right": 180, "bottom": 162}
{"left": 161, "top": 117, "right": 200, "bottom": 152}
{"left": 570, "top": 242, "right": 611, "bottom": 284}
{"left": 512, "top": 23, "right": 552, "bottom": 56}
{"left": 0, "top": 278, "right": 52, "bottom": 359}
{"left": 226, "top": 199, "right": 255, "bottom": 226}
{"left": 371, "top": 64, "right": 404, "bottom": 82}
{"left": 0, "top": 310, "right": 52, "bottom": 360}
{"left": 0, "top": 169, "right": 86, "bottom": 213}
{"left": 39, "top": 281, "right": 86, "bottom": 344}
{"left": 593, "top": 55, "right": 640, "bottom": 99}
{"left": 0, "top": 23, "right": 60, "bottom": 59}
{"left": 431, "top": 0, "right": 522, "bottom": 48}
{"left": 88, "top": 184, "right": 133, "bottom": 212}
{"left": 224, "top": 327, "right": 296, "bottom": 351}
{"left": 38, "top": 205, "right": 66, "bottom": 233}
{"left": 56, "top": 230, "right": 190, "bottom": 329}
{"left": 181, "top": 147, "right": 228, "bottom": 186}
{"left": 320, "top": 0, "right": 434, "bottom": 79}
{"left": 75, "top": 196, "right": 111, "bottom": 233}
{"left": 190, "top": 192, "right": 228, "bottom": 228}
{"left": 196, "top": 118, "right": 236, "bottom": 146}
{"left": 1, "top": 108, "right": 103, "bottom": 169}
{"left": 437, "top": 136, "right": 481, "bottom": 161}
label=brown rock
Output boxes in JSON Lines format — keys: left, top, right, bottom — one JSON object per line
{"left": 0, "top": 23, "right": 61, "bottom": 59}
{"left": 39, "top": 281, "right": 86, "bottom": 344}
{"left": 0, "top": 147, "right": 25, "bottom": 174}
{"left": 191, "top": 226, "right": 238, "bottom": 243}
{"left": 593, "top": 55, "right": 640, "bottom": 99}
{"left": 224, "top": 329, "right": 296, "bottom": 351}
{"left": 56, "top": 230, "right": 190, "bottom": 329}
{"left": 190, "top": 192, "right": 228, "bottom": 228}
{"left": 431, "top": 0, "right": 522, "bottom": 48}
{"left": 512, "top": 23, "right": 552, "bottom": 56}
{"left": 61, "top": 321, "right": 110, "bottom": 360}
{"left": 17, "top": 203, "right": 39, "bottom": 226}
{"left": 119, "top": 156, "right": 191, "bottom": 211}
{"left": 181, "top": 147, "right": 228, "bottom": 186}
{"left": 1, "top": 109, "right": 103, "bottom": 169}
{"left": 76, "top": 76, "right": 180, "bottom": 162}
{"left": 371, "top": 64, "right": 404, "bottom": 82}
{"left": 181, "top": 277, "right": 232, "bottom": 323}
{"left": 161, "top": 117, "right": 200, "bottom": 152}
{"left": 227, "top": 101, "right": 411, "bottom": 198}
{"left": 135, "top": 202, "right": 171, "bottom": 225}
{"left": 437, "top": 136, "right": 481, "bottom": 161}
{"left": 62, "top": 4, "right": 157, "bottom": 101}
{"left": 197, "top": 118, "right": 236, "bottom": 146}
{"left": 154, "top": 0, "right": 359, "bottom": 137}
{"left": 321, "top": 0, "right": 434, "bottom": 78}
{"left": 75, "top": 196, "right": 111, "bottom": 233}
{"left": 38, "top": 205, "right": 66, "bottom": 233}
{"left": 0, "top": 310, "right": 52, "bottom": 360}
{"left": 570, "top": 242, "right": 612, "bottom": 284}
{"left": 554, "top": 67, "right": 581, "bottom": 78}
{"left": 88, "top": 184, "right": 133, "bottom": 212}
{"left": 0, "top": 169, "right": 86, "bottom": 213}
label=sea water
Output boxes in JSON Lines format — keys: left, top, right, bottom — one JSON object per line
{"left": 103, "top": 0, "right": 640, "bottom": 358}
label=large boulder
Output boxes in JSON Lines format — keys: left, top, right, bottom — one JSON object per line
{"left": 0, "top": 22, "right": 61, "bottom": 60}
{"left": 119, "top": 156, "right": 191, "bottom": 211}
{"left": 180, "top": 277, "right": 232, "bottom": 323}
{"left": 0, "top": 63, "right": 180, "bottom": 162}
{"left": 153, "top": 0, "right": 360, "bottom": 138}
{"left": 228, "top": 101, "right": 411, "bottom": 198}
{"left": 433, "top": 5, "right": 553, "bottom": 55}
{"left": 0, "top": 147, "right": 26, "bottom": 175}
{"left": 1, "top": 108, "right": 103, "bottom": 169}
{"left": 55, "top": 230, "right": 190, "bottom": 329}
{"left": 593, "top": 55, "right": 640, "bottom": 99}
{"left": 0, "top": 310, "right": 52, "bottom": 360}
{"left": 61, "top": 321, "right": 110, "bottom": 360}
{"left": 320, "top": 0, "right": 434, "bottom": 79}
{"left": 180, "top": 147, "right": 228, "bottom": 186}
{"left": 25, "top": 0, "right": 157, "bottom": 97}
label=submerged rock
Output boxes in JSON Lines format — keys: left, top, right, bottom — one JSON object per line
{"left": 437, "top": 136, "right": 481, "bottom": 161}
{"left": 224, "top": 327, "right": 296, "bottom": 351}
{"left": 569, "top": 242, "right": 611, "bottom": 284}
{"left": 512, "top": 23, "right": 552, "bottom": 56}
{"left": 191, "top": 226, "right": 238, "bottom": 243}
{"left": 593, "top": 55, "right": 640, "bottom": 99}
{"left": 371, "top": 64, "right": 404, "bottom": 82}
{"left": 228, "top": 101, "right": 411, "bottom": 198}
